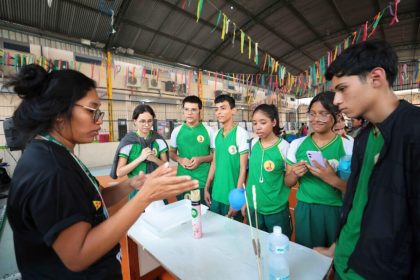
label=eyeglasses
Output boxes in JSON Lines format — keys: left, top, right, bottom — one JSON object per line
{"left": 137, "top": 119, "right": 154, "bottom": 125}
{"left": 306, "top": 112, "right": 331, "bottom": 122}
{"left": 183, "top": 108, "right": 199, "bottom": 113}
{"left": 74, "top": 104, "right": 105, "bottom": 123}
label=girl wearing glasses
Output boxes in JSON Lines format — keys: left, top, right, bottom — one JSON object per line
{"left": 6, "top": 64, "right": 196, "bottom": 279}
{"left": 113, "top": 104, "right": 169, "bottom": 201}
{"left": 285, "top": 91, "right": 353, "bottom": 249}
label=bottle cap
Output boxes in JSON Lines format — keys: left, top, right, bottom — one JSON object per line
{"left": 273, "top": 226, "right": 282, "bottom": 236}
{"left": 190, "top": 189, "right": 200, "bottom": 202}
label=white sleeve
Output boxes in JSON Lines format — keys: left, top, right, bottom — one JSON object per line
{"left": 156, "top": 139, "right": 168, "bottom": 152}
{"left": 213, "top": 129, "right": 221, "bottom": 151}
{"left": 204, "top": 124, "right": 215, "bottom": 149}
{"left": 170, "top": 125, "right": 181, "bottom": 149}
{"left": 278, "top": 140, "right": 290, "bottom": 160}
{"left": 236, "top": 126, "right": 250, "bottom": 154}
{"left": 342, "top": 137, "right": 354, "bottom": 156}
{"left": 119, "top": 144, "right": 133, "bottom": 157}
{"left": 286, "top": 137, "right": 306, "bottom": 164}
{"left": 250, "top": 138, "right": 258, "bottom": 149}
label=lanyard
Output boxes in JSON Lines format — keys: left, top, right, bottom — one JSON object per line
{"left": 40, "top": 134, "right": 109, "bottom": 218}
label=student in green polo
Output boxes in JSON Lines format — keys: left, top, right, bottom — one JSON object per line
{"left": 204, "top": 94, "right": 249, "bottom": 220}
{"left": 115, "top": 105, "right": 168, "bottom": 201}
{"left": 285, "top": 91, "right": 353, "bottom": 248}
{"left": 170, "top": 95, "right": 214, "bottom": 204}
{"left": 246, "top": 104, "right": 291, "bottom": 237}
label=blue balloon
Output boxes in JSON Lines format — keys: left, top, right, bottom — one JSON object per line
{"left": 229, "top": 188, "right": 246, "bottom": 211}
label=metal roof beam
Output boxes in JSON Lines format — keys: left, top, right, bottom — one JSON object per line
{"left": 284, "top": 1, "right": 333, "bottom": 50}
{"left": 326, "top": 0, "right": 351, "bottom": 34}
{"left": 371, "top": 0, "right": 387, "bottom": 41}
{"left": 278, "top": 12, "right": 418, "bottom": 63}
{"left": 104, "top": 0, "right": 133, "bottom": 50}
{"left": 144, "top": 0, "right": 181, "bottom": 54}
{"left": 174, "top": 3, "right": 228, "bottom": 61}
{"left": 119, "top": 18, "right": 259, "bottom": 71}
{"left": 200, "top": 0, "right": 310, "bottom": 72}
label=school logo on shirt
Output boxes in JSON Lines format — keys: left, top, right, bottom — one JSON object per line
{"left": 197, "top": 135, "right": 205, "bottom": 143}
{"left": 228, "top": 145, "right": 237, "bottom": 155}
{"left": 264, "top": 160, "right": 275, "bottom": 172}
{"left": 92, "top": 200, "right": 102, "bottom": 210}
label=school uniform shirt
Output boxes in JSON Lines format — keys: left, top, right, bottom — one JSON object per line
{"left": 286, "top": 134, "right": 353, "bottom": 206}
{"left": 246, "top": 138, "right": 290, "bottom": 214}
{"left": 334, "top": 127, "right": 384, "bottom": 279}
{"left": 119, "top": 131, "right": 168, "bottom": 178}
{"left": 212, "top": 125, "right": 249, "bottom": 205}
{"left": 170, "top": 122, "right": 215, "bottom": 189}
{"left": 7, "top": 140, "right": 121, "bottom": 279}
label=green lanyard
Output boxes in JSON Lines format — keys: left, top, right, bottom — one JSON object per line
{"left": 40, "top": 134, "right": 109, "bottom": 218}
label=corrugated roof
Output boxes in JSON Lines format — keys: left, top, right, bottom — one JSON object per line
{"left": 0, "top": 0, "right": 418, "bottom": 79}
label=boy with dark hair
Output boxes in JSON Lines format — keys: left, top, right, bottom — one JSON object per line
{"left": 170, "top": 95, "right": 214, "bottom": 204}
{"left": 349, "top": 117, "right": 364, "bottom": 138}
{"left": 204, "top": 94, "right": 249, "bottom": 219}
{"left": 317, "top": 40, "right": 420, "bottom": 279}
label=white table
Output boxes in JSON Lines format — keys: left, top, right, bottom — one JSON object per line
{"left": 128, "top": 210, "right": 332, "bottom": 280}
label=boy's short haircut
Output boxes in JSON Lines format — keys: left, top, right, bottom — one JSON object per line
{"left": 215, "top": 94, "right": 235, "bottom": 108}
{"left": 182, "top": 95, "right": 202, "bottom": 109}
{"left": 325, "top": 40, "right": 398, "bottom": 87}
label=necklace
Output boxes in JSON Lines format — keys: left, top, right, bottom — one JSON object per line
{"left": 259, "top": 146, "right": 265, "bottom": 183}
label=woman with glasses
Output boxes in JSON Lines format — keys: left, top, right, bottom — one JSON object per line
{"left": 113, "top": 104, "right": 169, "bottom": 201}
{"left": 6, "top": 64, "right": 197, "bottom": 279}
{"left": 284, "top": 91, "right": 353, "bottom": 249}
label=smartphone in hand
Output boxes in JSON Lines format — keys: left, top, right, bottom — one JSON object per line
{"left": 306, "top": 151, "right": 326, "bottom": 167}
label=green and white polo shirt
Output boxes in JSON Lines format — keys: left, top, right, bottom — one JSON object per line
{"left": 119, "top": 132, "right": 168, "bottom": 178}
{"left": 246, "top": 137, "right": 290, "bottom": 214}
{"left": 286, "top": 135, "right": 353, "bottom": 206}
{"left": 212, "top": 125, "right": 249, "bottom": 205}
{"left": 170, "top": 122, "right": 215, "bottom": 189}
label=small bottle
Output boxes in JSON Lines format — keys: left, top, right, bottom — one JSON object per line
{"left": 267, "top": 226, "right": 289, "bottom": 280}
{"left": 191, "top": 189, "right": 202, "bottom": 239}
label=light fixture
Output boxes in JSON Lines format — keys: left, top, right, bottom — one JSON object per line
{"left": 80, "top": 38, "right": 91, "bottom": 46}
{"left": 126, "top": 48, "right": 134, "bottom": 55}
{"left": 92, "top": 41, "right": 105, "bottom": 48}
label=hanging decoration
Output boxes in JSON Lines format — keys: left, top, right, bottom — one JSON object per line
{"left": 196, "top": 0, "right": 204, "bottom": 22}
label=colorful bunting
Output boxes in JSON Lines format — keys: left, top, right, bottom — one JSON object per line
{"left": 196, "top": 0, "right": 204, "bottom": 22}
{"left": 211, "top": 10, "right": 222, "bottom": 33}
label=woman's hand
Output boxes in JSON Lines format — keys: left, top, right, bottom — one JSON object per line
{"left": 139, "top": 147, "right": 152, "bottom": 162}
{"left": 204, "top": 187, "right": 212, "bottom": 206}
{"left": 306, "top": 160, "right": 336, "bottom": 185}
{"left": 291, "top": 161, "right": 308, "bottom": 177}
{"left": 137, "top": 163, "right": 198, "bottom": 203}
{"left": 178, "top": 157, "right": 192, "bottom": 168}
{"left": 129, "top": 172, "right": 147, "bottom": 190}
{"left": 186, "top": 157, "right": 201, "bottom": 170}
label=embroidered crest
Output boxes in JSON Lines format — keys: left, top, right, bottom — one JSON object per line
{"left": 228, "top": 145, "right": 237, "bottom": 155}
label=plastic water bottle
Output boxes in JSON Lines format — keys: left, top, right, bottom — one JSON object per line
{"left": 267, "top": 226, "right": 289, "bottom": 280}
